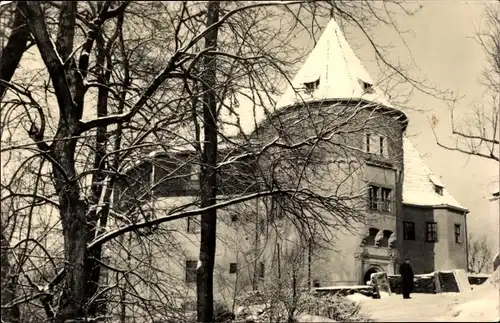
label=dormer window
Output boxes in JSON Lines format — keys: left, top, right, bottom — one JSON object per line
{"left": 359, "top": 79, "right": 374, "bottom": 94}
{"left": 304, "top": 78, "right": 320, "bottom": 92}
{"left": 490, "top": 189, "right": 499, "bottom": 201}
{"left": 429, "top": 175, "right": 444, "bottom": 196}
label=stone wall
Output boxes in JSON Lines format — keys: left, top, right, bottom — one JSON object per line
{"left": 388, "top": 274, "right": 436, "bottom": 294}
{"left": 314, "top": 286, "right": 377, "bottom": 298}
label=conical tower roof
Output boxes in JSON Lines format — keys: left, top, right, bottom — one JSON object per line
{"left": 275, "top": 18, "right": 395, "bottom": 110}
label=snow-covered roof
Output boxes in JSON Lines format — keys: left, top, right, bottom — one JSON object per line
{"left": 403, "top": 136, "right": 468, "bottom": 212}
{"left": 275, "top": 18, "right": 395, "bottom": 111}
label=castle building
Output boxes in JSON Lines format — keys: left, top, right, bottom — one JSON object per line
{"left": 112, "top": 18, "right": 468, "bottom": 311}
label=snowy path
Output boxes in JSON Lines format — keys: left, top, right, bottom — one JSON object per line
{"left": 355, "top": 271, "right": 499, "bottom": 322}
{"left": 358, "top": 293, "right": 468, "bottom": 322}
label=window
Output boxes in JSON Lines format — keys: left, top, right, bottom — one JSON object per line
{"left": 434, "top": 185, "right": 443, "bottom": 196}
{"left": 426, "top": 222, "right": 438, "bottom": 243}
{"left": 454, "top": 224, "right": 461, "bottom": 243}
{"left": 368, "top": 185, "right": 379, "bottom": 210}
{"left": 380, "top": 188, "right": 392, "bottom": 212}
{"left": 359, "top": 79, "right": 374, "bottom": 94}
{"left": 304, "top": 78, "right": 320, "bottom": 92}
{"left": 154, "top": 160, "right": 195, "bottom": 197}
{"left": 229, "top": 263, "right": 238, "bottom": 274}
{"left": 185, "top": 260, "right": 197, "bottom": 283}
{"left": 403, "top": 221, "right": 415, "bottom": 240}
{"left": 364, "top": 134, "right": 388, "bottom": 157}
{"left": 231, "top": 213, "right": 238, "bottom": 222}
{"left": 429, "top": 175, "right": 444, "bottom": 196}
{"left": 258, "top": 262, "right": 265, "bottom": 279}
{"left": 187, "top": 216, "right": 200, "bottom": 233}
{"left": 368, "top": 185, "right": 393, "bottom": 212}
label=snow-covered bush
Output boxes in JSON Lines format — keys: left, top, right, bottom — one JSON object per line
{"left": 235, "top": 291, "right": 372, "bottom": 322}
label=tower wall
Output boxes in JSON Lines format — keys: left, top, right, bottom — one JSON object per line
{"left": 253, "top": 101, "right": 406, "bottom": 285}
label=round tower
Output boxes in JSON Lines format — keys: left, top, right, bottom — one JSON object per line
{"left": 251, "top": 18, "right": 408, "bottom": 286}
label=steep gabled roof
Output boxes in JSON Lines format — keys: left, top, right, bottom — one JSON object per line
{"left": 275, "top": 18, "right": 395, "bottom": 110}
{"left": 403, "top": 136, "right": 468, "bottom": 212}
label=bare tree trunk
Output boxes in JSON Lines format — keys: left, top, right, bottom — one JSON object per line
{"left": 1, "top": 232, "right": 21, "bottom": 323}
{"left": 84, "top": 13, "right": 114, "bottom": 316}
{"left": 197, "top": 1, "right": 220, "bottom": 322}
{"left": 0, "top": 1, "right": 30, "bottom": 100}
{"left": 52, "top": 138, "right": 89, "bottom": 323}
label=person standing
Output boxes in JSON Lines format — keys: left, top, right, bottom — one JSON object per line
{"left": 399, "top": 258, "right": 414, "bottom": 299}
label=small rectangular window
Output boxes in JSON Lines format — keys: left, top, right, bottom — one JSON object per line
{"left": 229, "top": 263, "right": 238, "bottom": 274}
{"left": 368, "top": 185, "right": 379, "bottom": 210}
{"left": 379, "top": 137, "right": 385, "bottom": 157}
{"left": 365, "top": 134, "right": 371, "bottom": 153}
{"left": 231, "top": 214, "right": 238, "bottom": 222}
{"left": 380, "top": 187, "right": 392, "bottom": 212}
{"left": 185, "top": 260, "right": 197, "bottom": 283}
{"left": 258, "top": 262, "right": 265, "bottom": 279}
{"left": 426, "top": 222, "right": 438, "bottom": 243}
{"left": 403, "top": 221, "right": 415, "bottom": 240}
{"left": 454, "top": 224, "right": 461, "bottom": 243}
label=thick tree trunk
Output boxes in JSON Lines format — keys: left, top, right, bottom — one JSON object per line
{"left": 0, "top": 1, "right": 30, "bottom": 100}
{"left": 52, "top": 139, "right": 89, "bottom": 323}
{"left": 197, "top": 2, "right": 220, "bottom": 322}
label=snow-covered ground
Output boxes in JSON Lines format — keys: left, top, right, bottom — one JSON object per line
{"left": 355, "top": 270, "right": 500, "bottom": 322}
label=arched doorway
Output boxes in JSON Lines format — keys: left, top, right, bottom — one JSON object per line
{"left": 364, "top": 267, "right": 381, "bottom": 285}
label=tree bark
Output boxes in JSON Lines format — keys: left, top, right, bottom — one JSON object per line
{"left": 197, "top": 1, "right": 220, "bottom": 322}
{"left": 53, "top": 143, "right": 89, "bottom": 322}
{"left": 84, "top": 28, "right": 110, "bottom": 317}
{"left": 0, "top": 1, "right": 30, "bottom": 100}
{"left": 1, "top": 232, "right": 21, "bottom": 323}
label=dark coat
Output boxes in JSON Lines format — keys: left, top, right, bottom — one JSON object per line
{"left": 399, "top": 262, "right": 414, "bottom": 294}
